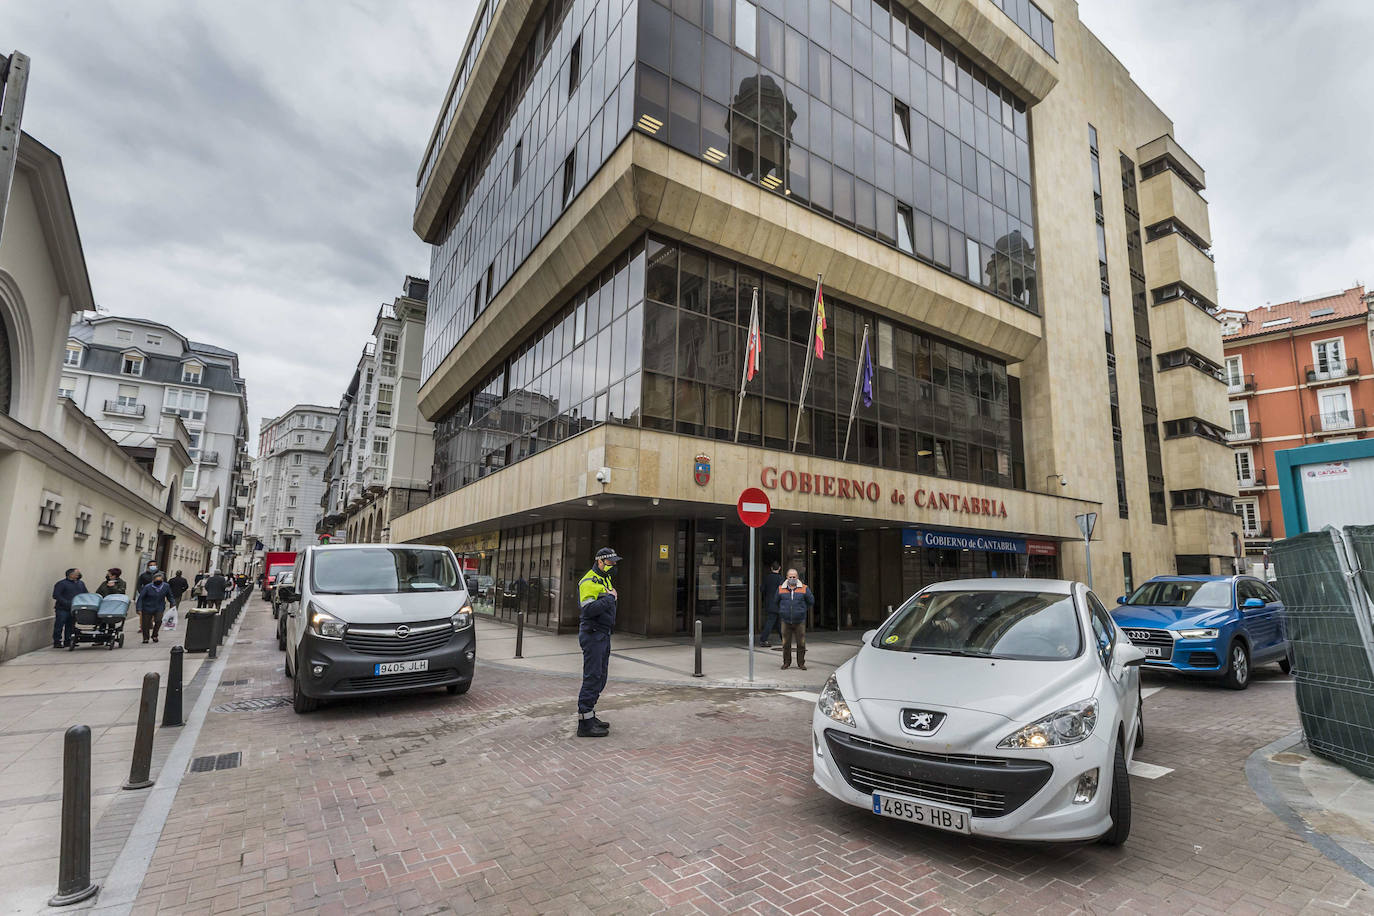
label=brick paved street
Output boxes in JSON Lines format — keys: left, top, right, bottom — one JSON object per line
{"left": 128, "top": 598, "right": 1374, "bottom": 915}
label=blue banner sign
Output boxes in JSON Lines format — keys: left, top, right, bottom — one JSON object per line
{"left": 903, "top": 528, "right": 1027, "bottom": 554}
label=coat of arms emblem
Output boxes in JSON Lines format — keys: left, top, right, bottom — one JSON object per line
{"left": 693, "top": 454, "right": 711, "bottom": 486}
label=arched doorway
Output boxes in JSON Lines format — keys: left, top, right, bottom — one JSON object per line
{"left": 0, "top": 306, "right": 12, "bottom": 416}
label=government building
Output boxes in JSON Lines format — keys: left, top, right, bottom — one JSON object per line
{"left": 394, "top": 0, "right": 1236, "bottom": 635}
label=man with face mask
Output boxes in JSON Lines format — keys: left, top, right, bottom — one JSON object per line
{"left": 137, "top": 560, "right": 159, "bottom": 591}
{"left": 51, "top": 568, "right": 87, "bottom": 649}
{"left": 575, "top": 547, "right": 620, "bottom": 737}
{"left": 775, "top": 568, "right": 814, "bottom": 671}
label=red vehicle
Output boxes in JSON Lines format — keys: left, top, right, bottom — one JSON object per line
{"left": 262, "top": 551, "right": 297, "bottom": 599}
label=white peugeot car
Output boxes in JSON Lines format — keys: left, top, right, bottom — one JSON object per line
{"left": 813, "top": 579, "right": 1146, "bottom": 845}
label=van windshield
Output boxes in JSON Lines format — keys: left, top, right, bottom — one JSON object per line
{"left": 311, "top": 548, "right": 461, "bottom": 595}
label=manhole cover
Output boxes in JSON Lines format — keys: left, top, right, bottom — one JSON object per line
{"left": 1271, "top": 752, "right": 1308, "bottom": 765}
{"left": 211, "top": 696, "right": 291, "bottom": 713}
{"left": 189, "top": 752, "right": 241, "bottom": 773}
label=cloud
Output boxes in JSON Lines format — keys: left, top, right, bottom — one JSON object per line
{"left": 8, "top": 0, "right": 478, "bottom": 446}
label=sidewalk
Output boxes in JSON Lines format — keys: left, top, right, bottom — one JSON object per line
{"left": 0, "top": 614, "right": 218, "bottom": 914}
{"left": 474, "top": 615, "right": 864, "bottom": 690}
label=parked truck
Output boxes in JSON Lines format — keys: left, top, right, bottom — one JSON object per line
{"left": 261, "top": 551, "right": 297, "bottom": 599}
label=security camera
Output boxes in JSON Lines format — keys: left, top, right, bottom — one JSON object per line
{"left": 595, "top": 466, "right": 611, "bottom": 485}
{"left": 1060, "top": 478, "right": 1068, "bottom": 488}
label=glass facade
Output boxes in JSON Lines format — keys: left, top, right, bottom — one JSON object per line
{"left": 632, "top": 0, "right": 1038, "bottom": 312}
{"left": 423, "top": 0, "right": 639, "bottom": 380}
{"left": 987, "top": 0, "right": 1054, "bottom": 57}
{"left": 1090, "top": 125, "right": 1129, "bottom": 520}
{"left": 432, "top": 231, "right": 1026, "bottom": 499}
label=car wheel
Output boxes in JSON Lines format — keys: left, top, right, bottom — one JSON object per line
{"left": 1134, "top": 686, "right": 1145, "bottom": 750}
{"left": 272, "top": 603, "right": 279, "bottom": 620}
{"left": 1222, "top": 640, "right": 1250, "bottom": 690}
{"left": 446, "top": 681, "right": 471, "bottom": 696}
{"left": 1098, "top": 738, "right": 1132, "bottom": 846}
{"left": 292, "top": 654, "right": 317, "bottom": 713}
{"left": 277, "top": 626, "right": 286, "bottom": 652}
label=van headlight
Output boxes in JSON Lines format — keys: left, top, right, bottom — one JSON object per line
{"left": 818, "top": 675, "right": 855, "bottom": 727}
{"left": 998, "top": 699, "right": 1098, "bottom": 749}
{"left": 452, "top": 605, "right": 474, "bottom": 630}
{"left": 308, "top": 604, "right": 346, "bottom": 639}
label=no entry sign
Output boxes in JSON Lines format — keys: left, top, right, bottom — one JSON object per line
{"left": 737, "top": 487, "right": 772, "bottom": 528}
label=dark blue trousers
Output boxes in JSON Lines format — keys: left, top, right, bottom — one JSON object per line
{"left": 578, "top": 628, "right": 610, "bottom": 715}
{"left": 759, "top": 608, "right": 782, "bottom": 642}
{"left": 52, "top": 608, "right": 75, "bottom": 646}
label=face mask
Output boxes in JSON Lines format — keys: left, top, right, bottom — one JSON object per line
{"left": 788, "top": 577, "right": 799, "bottom": 587}
{"left": 604, "top": 564, "right": 617, "bottom": 578}
{"left": 149, "top": 566, "right": 157, "bottom": 572}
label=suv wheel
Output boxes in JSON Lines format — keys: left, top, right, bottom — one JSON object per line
{"left": 1098, "top": 738, "right": 1132, "bottom": 846}
{"left": 1279, "top": 653, "right": 1293, "bottom": 675}
{"left": 1222, "top": 640, "right": 1250, "bottom": 690}
{"left": 292, "top": 652, "right": 318, "bottom": 714}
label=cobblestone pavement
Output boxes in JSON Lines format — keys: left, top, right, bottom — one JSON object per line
{"left": 130, "top": 598, "right": 1374, "bottom": 915}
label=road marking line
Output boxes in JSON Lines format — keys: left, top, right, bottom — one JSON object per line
{"left": 1128, "top": 760, "right": 1174, "bottom": 779}
{"left": 1141, "top": 686, "right": 1166, "bottom": 699}
{"left": 783, "top": 691, "right": 819, "bottom": 702}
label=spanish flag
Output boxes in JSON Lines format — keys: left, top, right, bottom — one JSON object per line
{"left": 814, "top": 281, "right": 827, "bottom": 359}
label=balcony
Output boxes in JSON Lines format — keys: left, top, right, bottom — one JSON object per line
{"left": 1305, "top": 359, "right": 1359, "bottom": 386}
{"left": 1310, "top": 408, "right": 1365, "bottom": 436}
{"left": 199, "top": 451, "right": 220, "bottom": 467}
{"left": 1242, "top": 523, "right": 1273, "bottom": 541}
{"left": 103, "top": 400, "right": 145, "bottom": 418}
{"left": 1226, "top": 374, "right": 1256, "bottom": 396}
{"left": 1225, "top": 422, "right": 1261, "bottom": 443}
{"left": 1237, "top": 473, "right": 1266, "bottom": 490}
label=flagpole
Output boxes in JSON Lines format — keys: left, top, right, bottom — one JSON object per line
{"left": 841, "top": 323, "right": 870, "bottom": 461}
{"left": 791, "top": 273, "right": 823, "bottom": 452}
{"left": 733, "top": 287, "right": 759, "bottom": 443}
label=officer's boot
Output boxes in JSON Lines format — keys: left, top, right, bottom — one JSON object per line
{"left": 577, "top": 716, "right": 610, "bottom": 737}
{"left": 591, "top": 715, "right": 611, "bottom": 731}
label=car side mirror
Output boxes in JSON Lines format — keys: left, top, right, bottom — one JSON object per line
{"left": 1242, "top": 597, "right": 1265, "bottom": 609}
{"left": 1117, "top": 643, "right": 1147, "bottom": 667}
{"left": 862, "top": 629, "right": 879, "bottom": 644}
{"left": 1115, "top": 596, "right": 1127, "bottom": 605}
{"left": 279, "top": 584, "right": 297, "bottom": 603}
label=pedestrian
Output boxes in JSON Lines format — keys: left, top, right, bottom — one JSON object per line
{"left": 136, "top": 560, "right": 160, "bottom": 591}
{"left": 575, "top": 547, "right": 620, "bottom": 738}
{"left": 135, "top": 572, "right": 171, "bottom": 644}
{"left": 168, "top": 569, "right": 189, "bottom": 609}
{"left": 205, "top": 570, "right": 228, "bottom": 610}
{"left": 51, "top": 568, "right": 87, "bottom": 649}
{"left": 192, "top": 573, "right": 208, "bottom": 608}
{"left": 758, "top": 559, "right": 784, "bottom": 647}
{"left": 776, "top": 567, "right": 814, "bottom": 671}
{"left": 96, "top": 567, "right": 127, "bottom": 597}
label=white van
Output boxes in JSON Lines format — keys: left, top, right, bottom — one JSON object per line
{"left": 278, "top": 544, "right": 475, "bottom": 713}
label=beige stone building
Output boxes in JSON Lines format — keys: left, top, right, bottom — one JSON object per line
{"left": 395, "top": 0, "right": 1234, "bottom": 634}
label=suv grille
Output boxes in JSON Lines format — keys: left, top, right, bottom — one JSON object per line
{"left": 1121, "top": 627, "right": 1173, "bottom": 661}
{"left": 343, "top": 619, "right": 454, "bottom": 656}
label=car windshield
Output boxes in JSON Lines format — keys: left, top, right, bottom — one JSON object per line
{"left": 876, "top": 590, "right": 1082, "bottom": 660}
{"left": 311, "top": 548, "right": 461, "bottom": 595}
{"left": 1126, "top": 579, "right": 1231, "bottom": 609}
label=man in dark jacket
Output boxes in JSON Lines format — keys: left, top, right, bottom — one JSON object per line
{"left": 136, "top": 560, "right": 159, "bottom": 591}
{"left": 575, "top": 548, "right": 620, "bottom": 737}
{"left": 168, "top": 570, "right": 190, "bottom": 608}
{"left": 52, "top": 568, "right": 87, "bottom": 648}
{"left": 204, "top": 571, "right": 228, "bottom": 609}
{"left": 758, "top": 560, "right": 784, "bottom": 648}
{"left": 776, "top": 568, "right": 815, "bottom": 671}
{"left": 136, "top": 573, "right": 171, "bottom": 643}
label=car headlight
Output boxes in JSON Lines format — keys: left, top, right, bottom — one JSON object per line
{"left": 818, "top": 675, "right": 855, "bottom": 727}
{"left": 308, "top": 604, "right": 346, "bottom": 639}
{"left": 452, "top": 605, "right": 474, "bottom": 630}
{"left": 998, "top": 698, "right": 1098, "bottom": 749}
{"left": 1177, "top": 627, "right": 1219, "bottom": 639}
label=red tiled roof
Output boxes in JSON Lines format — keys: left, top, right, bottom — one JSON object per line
{"left": 1224, "top": 286, "right": 1368, "bottom": 340}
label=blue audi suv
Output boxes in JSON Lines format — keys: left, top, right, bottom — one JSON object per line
{"left": 1110, "top": 575, "right": 1290, "bottom": 689}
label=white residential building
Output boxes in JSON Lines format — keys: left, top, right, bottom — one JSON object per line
{"left": 63, "top": 314, "right": 249, "bottom": 570}
{"left": 249, "top": 405, "right": 333, "bottom": 552}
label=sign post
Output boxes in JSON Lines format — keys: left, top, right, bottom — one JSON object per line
{"left": 1075, "top": 512, "right": 1098, "bottom": 589}
{"left": 737, "top": 487, "right": 772, "bottom": 683}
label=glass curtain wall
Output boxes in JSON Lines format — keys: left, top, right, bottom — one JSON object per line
{"left": 632, "top": 0, "right": 1037, "bottom": 312}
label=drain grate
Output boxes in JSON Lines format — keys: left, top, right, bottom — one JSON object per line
{"left": 219, "top": 678, "right": 251, "bottom": 687}
{"left": 189, "top": 752, "right": 241, "bottom": 773}
{"left": 211, "top": 696, "right": 291, "bottom": 713}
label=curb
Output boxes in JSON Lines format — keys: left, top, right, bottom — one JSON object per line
{"left": 1245, "top": 728, "right": 1374, "bottom": 888}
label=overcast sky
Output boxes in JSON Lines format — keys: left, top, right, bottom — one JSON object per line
{"left": 9, "top": 1, "right": 1373, "bottom": 448}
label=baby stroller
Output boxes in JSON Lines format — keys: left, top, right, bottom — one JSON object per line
{"left": 69, "top": 593, "right": 128, "bottom": 650}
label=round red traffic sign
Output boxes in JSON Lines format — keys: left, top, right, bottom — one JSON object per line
{"left": 737, "top": 487, "right": 772, "bottom": 528}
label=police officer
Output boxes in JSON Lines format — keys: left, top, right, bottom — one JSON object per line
{"left": 576, "top": 547, "right": 620, "bottom": 737}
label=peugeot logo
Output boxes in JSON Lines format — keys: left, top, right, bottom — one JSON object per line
{"left": 901, "top": 709, "right": 946, "bottom": 735}
{"left": 1125, "top": 629, "right": 1153, "bottom": 642}
{"left": 395, "top": 625, "right": 410, "bottom": 639}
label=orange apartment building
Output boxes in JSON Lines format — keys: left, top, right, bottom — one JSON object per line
{"left": 1220, "top": 286, "right": 1374, "bottom": 562}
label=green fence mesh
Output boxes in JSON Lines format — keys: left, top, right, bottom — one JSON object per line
{"left": 1273, "top": 527, "right": 1374, "bottom": 779}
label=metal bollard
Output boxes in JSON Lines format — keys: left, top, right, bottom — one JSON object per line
{"left": 207, "top": 612, "right": 221, "bottom": 660}
{"left": 48, "top": 725, "right": 99, "bottom": 906}
{"left": 514, "top": 610, "right": 525, "bottom": 659}
{"left": 123, "top": 672, "right": 159, "bottom": 790}
{"left": 162, "top": 646, "right": 184, "bottom": 727}
{"left": 693, "top": 619, "right": 704, "bottom": 678}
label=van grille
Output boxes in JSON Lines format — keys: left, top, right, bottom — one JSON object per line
{"left": 341, "top": 668, "right": 458, "bottom": 691}
{"left": 343, "top": 619, "right": 454, "bottom": 656}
